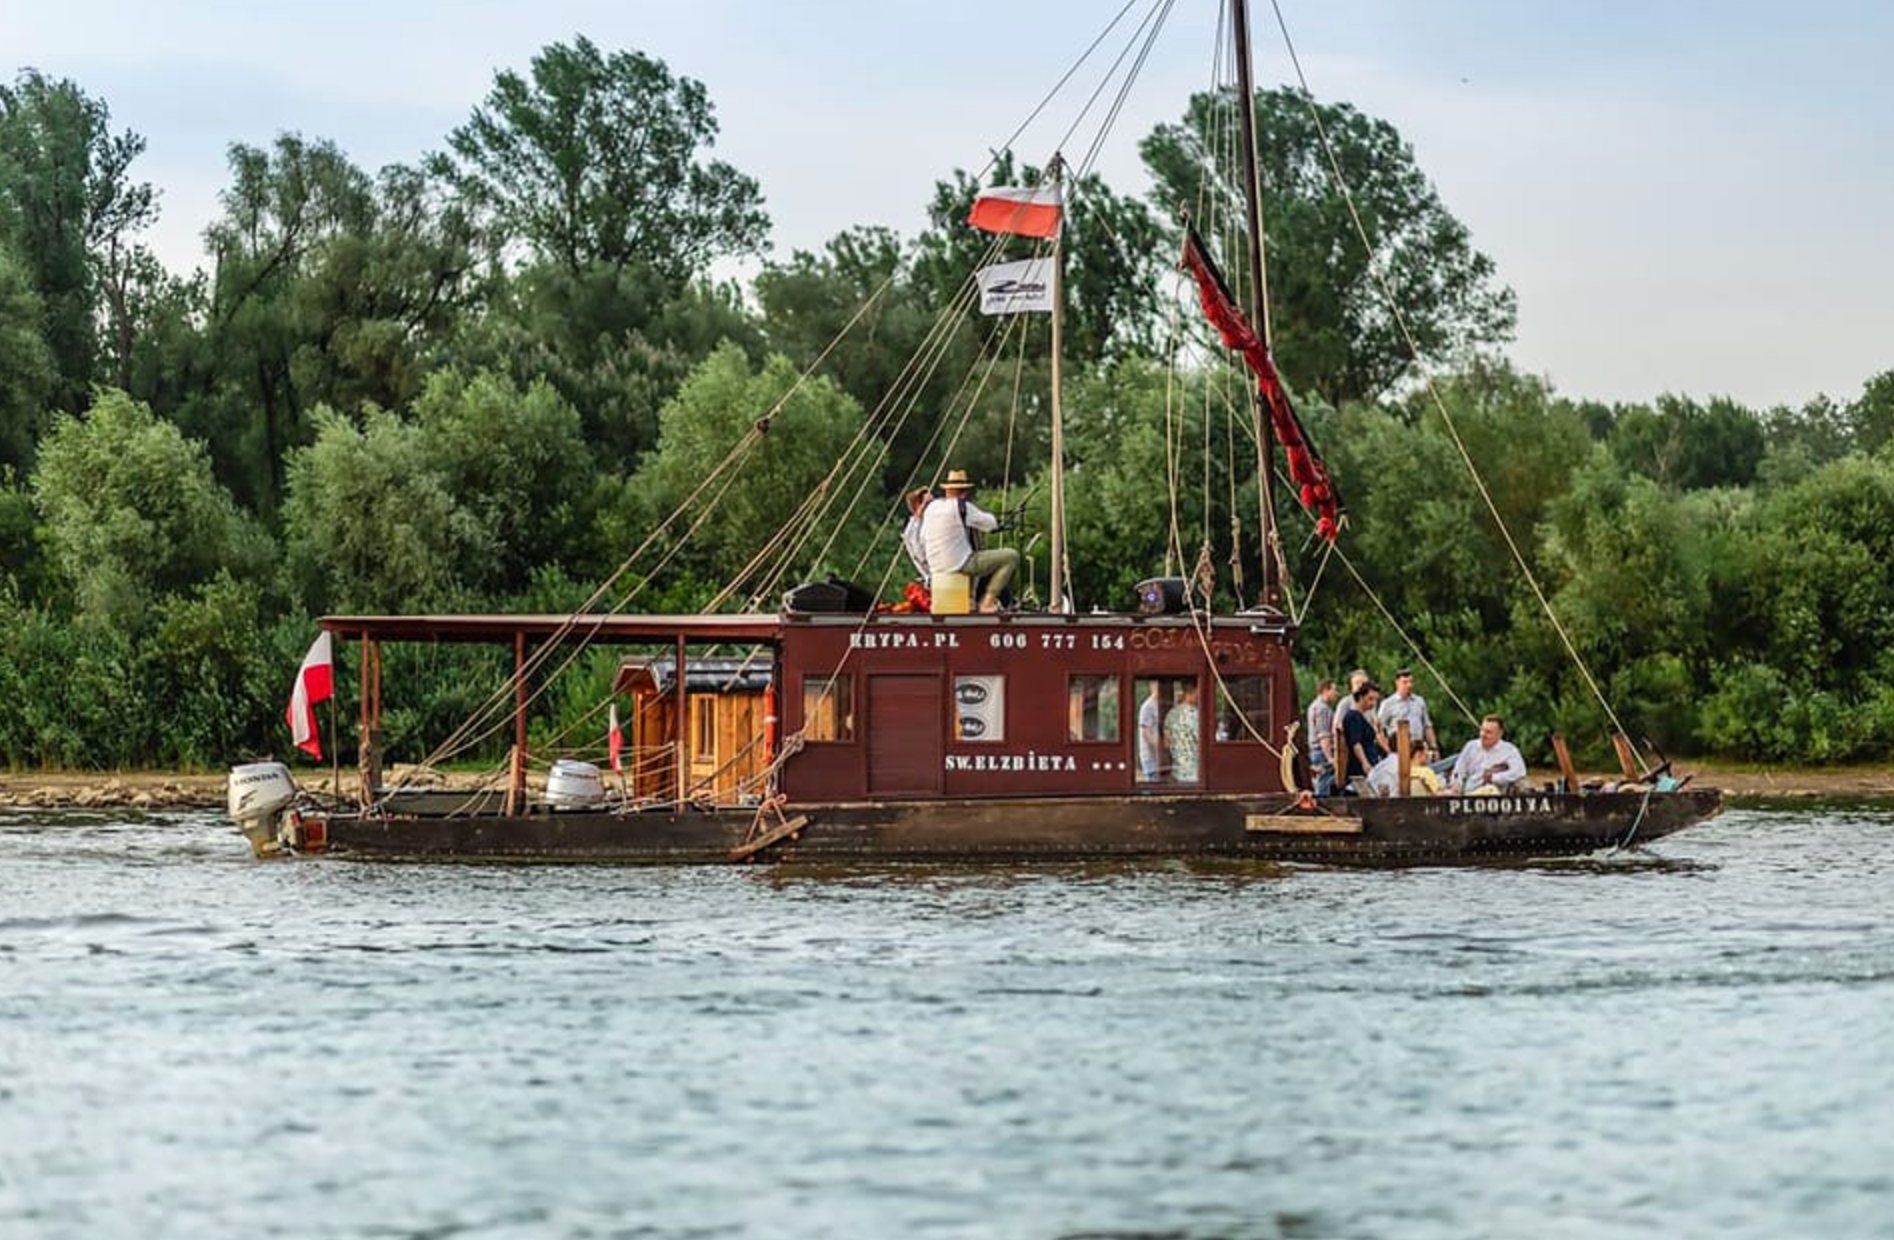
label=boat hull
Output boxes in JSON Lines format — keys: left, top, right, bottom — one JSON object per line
{"left": 307, "top": 788, "right": 1723, "bottom": 866}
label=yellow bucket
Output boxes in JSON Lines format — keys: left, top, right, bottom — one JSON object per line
{"left": 930, "top": 571, "right": 971, "bottom": 616}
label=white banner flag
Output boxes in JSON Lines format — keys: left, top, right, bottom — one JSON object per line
{"left": 975, "top": 258, "right": 1055, "bottom": 315}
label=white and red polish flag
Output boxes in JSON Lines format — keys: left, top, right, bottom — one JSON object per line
{"left": 284, "top": 631, "right": 334, "bottom": 761}
{"left": 967, "top": 184, "right": 1062, "bottom": 239}
{"left": 608, "top": 703, "right": 625, "bottom": 774}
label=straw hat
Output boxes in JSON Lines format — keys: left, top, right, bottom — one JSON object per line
{"left": 943, "top": 469, "right": 974, "bottom": 491}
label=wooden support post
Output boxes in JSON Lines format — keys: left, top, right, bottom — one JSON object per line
{"left": 1551, "top": 732, "right": 1579, "bottom": 794}
{"left": 512, "top": 632, "right": 528, "bottom": 808}
{"left": 502, "top": 745, "right": 522, "bottom": 817}
{"left": 1394, "top": 720, "right": 1411, "bottom": 798}
{"left": 1610, "top": 732, "right": 1639, "bottom": 781}
{"left": 357, "top": 633, "right": 374, "bottom": 807}
{"left": 675, "top": 633, "right": 688, "bottom": 814}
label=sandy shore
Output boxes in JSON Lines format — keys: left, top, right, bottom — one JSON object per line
{"left": 2, "top": 761, "right": 1892, "bottom": 810}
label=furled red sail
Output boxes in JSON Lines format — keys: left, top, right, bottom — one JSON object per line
{"left": 1178, "top": 224, "right": 1341, "bottom": 541}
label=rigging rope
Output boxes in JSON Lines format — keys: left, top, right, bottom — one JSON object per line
{"left": 1265, "top": 0, "right": 1644, "bottom": 768}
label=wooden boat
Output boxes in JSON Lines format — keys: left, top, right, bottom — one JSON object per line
{"left": 232, "top": 605, "right": 1719, "bottom": 864}
{"left": 226, "top": 0, "right": 1723, "bottom": 864}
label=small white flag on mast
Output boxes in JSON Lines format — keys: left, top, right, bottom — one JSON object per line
{"left": 975, "top": 258, "right": 1055, "bottom": 315}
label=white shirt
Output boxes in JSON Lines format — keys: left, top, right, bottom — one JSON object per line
{"left": 901, "top": 515, "right": 929, "bottom": 578}
{"left": 1366, "top": 752, "right": 1402, "bottom": 797}
{"left": 1137, "top": 694, "right": 1163, "bottom": 777}
{"left": 1450, "top": 738, "right": 1526, "bottom": 791}
{"left": 920, "top": 495, "right": 998, "bottom": 576}
{"left": 1378, "top": 691, "right": 1432, "bottom": 745}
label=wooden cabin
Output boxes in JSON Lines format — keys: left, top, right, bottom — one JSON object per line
{"left": 614, "top": 656, "right": 773, "bottom": 804}
{"left": 775, "top": 612, "right": 1295, "bottom": 803}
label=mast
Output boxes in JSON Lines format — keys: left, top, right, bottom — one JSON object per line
{"left": 1230, "top": 0, "right": 1282, "bottom": 612}
{"left": 1047, "top": 157, "right": 1070, "bottom": 615}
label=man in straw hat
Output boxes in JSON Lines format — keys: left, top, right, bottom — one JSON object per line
{"left": 920, "top": 469, "right": 1020, "bottom": 613}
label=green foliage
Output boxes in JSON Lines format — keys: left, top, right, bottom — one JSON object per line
{"left": 1607, "top": 394, "right": 1765, "bottom": 490}
{"left": 448, "top": 263, "right": 762, "bottom": 466}
{"left": 632, "top": 343, "right": 871, "bottom": 592}
{"left": 0, "top": 237, "right": 55, "bottom": 469}
{"left": 31, "top": 389, "right": 270, "bottom": 631}
{"left": 138, "top": 574, "right": 280, "bottom": 766}
{"left": 0, "top": 70, "right": 156, "bottom": 413}
{"left": 1, "top": 50, "right": 1893, "bottom": 773}
{"left": 756, "top": 226, "right": 955, "bottom": 488}
{"left": 437, "top": 36, "right": 769, "bottom": 280}
{"left": 279, "top": 404, "right": 479, "bottom": 613}
{"left": 0, "top": 597, "right": 139, "bottom": 768}
{"left": 1142, "top": 87, "right": 1515, "bottom": 405}
{"left": 180, "top": 137, "right": 481, "bottom": 512}
{"left": 412, "top": 368, "right": 592, "bottom": 595}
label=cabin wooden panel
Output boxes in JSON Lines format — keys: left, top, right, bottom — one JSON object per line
{"left": 625, "top": 684, "right": 769, "bottom": 805}
{"left": 865, "top": 674, "right": 944, "bottom": 797}
{"left": 777, "top": 615, "right": 1295, "bottom": 805}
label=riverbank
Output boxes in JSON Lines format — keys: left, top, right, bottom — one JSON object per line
{"left": 2, "top": 761, "right": 1891, "bottom": 810}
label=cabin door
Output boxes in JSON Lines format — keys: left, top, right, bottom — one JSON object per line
{"left": 866, "top": 673, "right": 944, "bottom": 797}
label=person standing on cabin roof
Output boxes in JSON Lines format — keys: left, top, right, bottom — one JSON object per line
{"left": 1138, "top": 681, "right": 1166, "bottom": 783}
{"left": 920, "top": 469, "right": 1020, "bottom": 614}
{"left": 1447, "top": 715, "right": 1527, "bottom": 794}
{"left": 1340, "top": 682, "right": 1386, "bottom": 795}
{"left": 1305, "top": 678, "right": 1338, "bottom": 796}
{"left": 901, "top": 486, "right": 933, "bottom": 579}
{"left": 1165, "top": 682, "right": 1201, "bottom": 784}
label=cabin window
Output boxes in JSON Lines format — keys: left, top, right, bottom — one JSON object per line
{"left": 1133, "top": 676, "right": 1201, "bottom": 785}
{"left": 690, "top": 694, "right": 716, "bottom": 762}
{"left": 1215, "top": 676, "right": 1272, "bottom": 744}
{"left": 803, "top": 674, "right": 854, "bottom": 742}
{"left": 953, "top": 675, "right": 1005, "bottom": 743}
{"left": 1067, "top": 675, "right": 1121, "bottom": 742}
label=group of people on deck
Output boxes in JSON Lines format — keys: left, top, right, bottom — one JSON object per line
{"left": 1304, "top": 668, "right": 1527, "bottom": 798}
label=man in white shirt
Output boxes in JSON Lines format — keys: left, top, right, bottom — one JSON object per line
{"left": 1448, "top": 714, "right": 1528, "bottom": 794}
{"left": 920, "top": 469, "right": 1020, "bottom": 614}
{"left": 901, "top": 486, "right": 932, "bottom": 579}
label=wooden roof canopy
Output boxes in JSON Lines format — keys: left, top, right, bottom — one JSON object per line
{"left": 318, "top": 613, "right": 782, "bottom": 645}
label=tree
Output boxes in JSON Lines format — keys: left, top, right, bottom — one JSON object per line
{"left": 0, "top": 70, "right": 157, "bottom": 411}
{"left": 1848, "top": 369, "right": 1894, "bottom": 455}
{"left": 182, "top": 138, "right": 482, "bottom": 511}
{"left": 279, "top": 405, "right": 480, "bottom": 614}
{"left": 412, "top": 368, "right": 592, "bottom": 595}
{"left": 628, "top": 342, "right": 870, "bottom": 593}
{"left": 446, "top": 262, "right": 762, "bottom": 467}
{"left": 1607, "top": 394, "right": 1765, "bottom": 490}
{"left": 756, "top": 226, "right": 966, "bottom": 489}
{"left": 30, "top": 389, "right": 270, "bottom": 630}
{"left": 0, "top": 237, "right": 55, "bottom": 470}
{"left": 436, "top": 36, "right": 769, "bottom": 281}
{"left": 1141, "top": 87, "right": 1515, "bottom": 405}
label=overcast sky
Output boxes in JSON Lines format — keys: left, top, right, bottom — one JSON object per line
{"left": 4, "top": 0, "right": 1889, "bottom": 409}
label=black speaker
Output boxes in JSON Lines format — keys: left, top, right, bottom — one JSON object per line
{"left": 783, "top": 576, "right": 876, "bottom": 614}
{"left": 1133, "top": 576, "right": 1188, "bottom": 616}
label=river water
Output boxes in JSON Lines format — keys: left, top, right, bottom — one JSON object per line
{"left": 1, "top": 804, "right": 1890, "bottom": 1239}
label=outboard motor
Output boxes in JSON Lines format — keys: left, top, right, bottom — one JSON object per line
{"left": 544, "top": 759, "right": 607, "bottom": 810}
{"left": 227, "top": 761, "right": 299, "bottom": 858}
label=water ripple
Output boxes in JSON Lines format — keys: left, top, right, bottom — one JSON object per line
{"left": 0, "top": 806, "right": 1890, "bottom": 1239}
